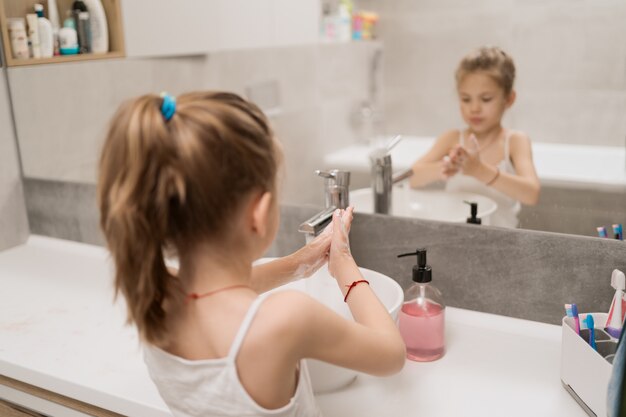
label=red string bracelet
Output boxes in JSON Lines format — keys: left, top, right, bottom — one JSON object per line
{"left": 486, "top": 167, "right": 500, "bottom": 186}
{"left": 343, "top": 280, "right": 370, "bottom": 302}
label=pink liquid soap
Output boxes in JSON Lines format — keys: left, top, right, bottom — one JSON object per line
{"left": 398, "top": 300, "right": 445, "bottom": 362}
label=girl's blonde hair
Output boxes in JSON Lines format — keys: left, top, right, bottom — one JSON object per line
{"left": 98, "top": 91, "right": 277, "bottom": 344}
{"left": 455, "top": 46, "right": 516, "bottom": 96}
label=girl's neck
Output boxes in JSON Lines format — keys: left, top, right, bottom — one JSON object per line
{"left": 469, "top": 125, "right": 503, "bottom": 142}
{"left": 179, "top": 244, "right": 254, "bottom": 295}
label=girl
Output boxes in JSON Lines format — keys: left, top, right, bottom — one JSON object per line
{"left": 98, "top": 91, "right": 405, "bottom": 417}
{"left": 409, "top": 46, "right": 540, "bottom": 228}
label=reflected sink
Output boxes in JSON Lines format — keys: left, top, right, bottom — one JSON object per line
{"left": 350, "top": 186, "right": 498, "bottom": 225}
{"left": 261, "top": 261, "right": 403, "bottom": 393}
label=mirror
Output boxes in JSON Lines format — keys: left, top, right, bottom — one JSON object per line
{"left": 3, "top": 0, "right": 625, "bottom": 239}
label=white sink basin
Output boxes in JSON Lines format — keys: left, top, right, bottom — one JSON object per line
{"left": 261, "top": 261, "right": 403, "bottom": 393}
{"left": 350, "top": 186, "right": 498, "bottom": 225}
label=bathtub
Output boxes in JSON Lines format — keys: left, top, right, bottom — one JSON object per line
{"left": 323, "top": 136, "right": 626, "bottom": 191}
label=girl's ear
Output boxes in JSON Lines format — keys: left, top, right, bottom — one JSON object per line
{"left": 506, "top": 90, "right": 517, "bottom": 108}
{"left": 250, "top": 191, "right": 273, "bottom": 237}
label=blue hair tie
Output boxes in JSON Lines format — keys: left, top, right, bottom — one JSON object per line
{"left": 160, "top": 92, "right": 176, "bottom": 121}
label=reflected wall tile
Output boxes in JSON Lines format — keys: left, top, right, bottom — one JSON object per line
{"left": 270, "top": 46, "right": 318, "bottom": 112}
{"left": 511, "top": 1, "right": 626, "bottom": 91}
{"left": 357, "top": 0, "right": 514, "bottom": 15}
{"left": 515, "top": 90, "right": 626, "bottom": 146}
{"left": 0, "top": 69, "right": 28, "bottom": 251}
{"left": 317, "top": 42, "right": 377, "bottom": 101}
{"left": 7, "top": 58, "right": 211, "bottom": 183}
{"left": 384, "top": 93, "right": 462, "bottom": 137}
{"left": 271, "top": 108, "right": 324, "bottom": 206}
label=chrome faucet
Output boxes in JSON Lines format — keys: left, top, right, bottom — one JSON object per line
{"left": 369, "top": 135, "right": 413, "bottom": 215}
{"left": 298, "top": 170, "right": 351, "bottom": 239}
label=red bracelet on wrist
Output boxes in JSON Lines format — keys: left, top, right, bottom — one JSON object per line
{"left": 486, "top": 167, "right": 500, "bottom": 186}
{"left": 343, "top": 279, "right": 370, "bottom": 302}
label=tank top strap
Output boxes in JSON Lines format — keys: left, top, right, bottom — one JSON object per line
{"left": 227, "top": 296, "right": 266, "bottom": 361}
{"left": 504, "top": 129, "right": 513, "bottom": 161}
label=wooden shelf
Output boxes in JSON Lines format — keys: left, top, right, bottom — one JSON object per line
{"left": 0, "top": 0, "right": 125, "bottom": 67}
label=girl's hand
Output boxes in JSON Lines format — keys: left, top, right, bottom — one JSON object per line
{"left": 291, "top": 224, "right": 332, "bottom": 278}
{"left": 457, "top": 134, "right": 482, "bottom": 176}
{"left": 328, "top": 207, "right": 357, "bottom": 280}
{"left": 441, "top": 152, "right": 462, "bottom": 178}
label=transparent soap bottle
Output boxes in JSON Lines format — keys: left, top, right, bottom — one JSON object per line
{"left": 397, "top": 249, "right": 445, "bottom": 362}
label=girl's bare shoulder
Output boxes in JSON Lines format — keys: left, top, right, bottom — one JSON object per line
{"left": 439, "top": 129, "right": 462, "bottom": 145}
{"left": 508, "top": 130, "right": 533, "bottom": 152}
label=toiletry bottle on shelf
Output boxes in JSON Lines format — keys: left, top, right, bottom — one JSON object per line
{"left": 72, "top": 0, "right": 91, "bottom": 53}
{"left": 59, "top": 13, "right": 79, "bottom": 55}
{"left": 7, "top": 18, "right": 29, "bottom": 60}
{"left": 34, "top": 4, "right": 53, "bottom": 58}
{"left": 47, "top": 0, "right": 61, "bottom": 55}
{"left": 397, "top": 248, "right": 445, "bottom": 362}
{"left": 26, "top": 13, "right": 41, "bottom": 58}
{"left": 83, "top": 0, "right": 108, "bottom": 53}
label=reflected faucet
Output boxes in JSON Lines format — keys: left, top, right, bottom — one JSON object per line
{"left": 298, "top": 170, "right": 351, "bottom": 240}
{"left": 369, "top": 135, "right": 413, "bottom": 215}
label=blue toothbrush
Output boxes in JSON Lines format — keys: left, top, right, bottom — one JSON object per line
{"left": 585, "top": 314, "right": 597, "bottom": 351}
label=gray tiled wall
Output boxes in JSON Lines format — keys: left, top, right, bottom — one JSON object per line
{"left": 269, "top": 204, "right": 626, "bottom": 326}
{"left": 356, "top": 0, "right": 626, "bottom": 147}
{"left": 0, "top": 69, "right": 28, "bottom": 251}
{"left": 24, "top": 179, "right": 624, "bottom": 325}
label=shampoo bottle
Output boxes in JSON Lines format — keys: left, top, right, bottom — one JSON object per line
{"left": 34, "top": 4, "right": 53, "bottom": 58}
{"left": 72, "top": 0, "right": 91, "bottom": 53}
{"left": 59, "top": 13, "right": 79, "bottom": 55}
{"left": 47, "top": 0, "right": 61, "bottom": 55}
{"left": 7, "top": 18, "right": 29, "bottom": 59}
{"left": 397, "top": 248, "right": 445, "bottom": 361}
{"left": 25, "top": 13, "right": 41, "bottom": 58}
{"left": 83, "top": 0, "right": 108, "bottom": 53}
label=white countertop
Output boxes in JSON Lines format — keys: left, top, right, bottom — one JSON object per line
{"left": 323, "top": 136, "right": 626, "bottom": 190}
{"left": 0, "top": 236, "right": 586, "bottom": 416}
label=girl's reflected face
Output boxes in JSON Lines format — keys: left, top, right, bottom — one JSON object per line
{"left": 457, "top": 71, "right": 512, "bottom": 134}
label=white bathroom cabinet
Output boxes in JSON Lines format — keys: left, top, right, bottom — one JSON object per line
{"left": 121, "top": 0, "right": 320, "bottom": 58}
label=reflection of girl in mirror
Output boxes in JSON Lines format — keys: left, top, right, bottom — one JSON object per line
{"left": 410, "top": 46, "right": 540, "bottom": 228}
{"left": 98, "top": 92, "right": 405, "bottom": 417}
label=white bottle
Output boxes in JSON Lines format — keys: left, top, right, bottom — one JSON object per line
{"left": 337, "top": 3, "right": 352, "bottom": 42}
{"left": 59, "top": 15, "right": 79, "bottom": 55}
{"left": 83, "top": 0, "right": 108, "bottom": 53}
{"left": 34, "top": 4, "right": 53, "bottom": 58}
{"left": 25, "top": 13, "right": 41, "bottom": 58}
{"left": 7, "top": 18, "right": 29, "bottom": 59}
{"left": 47, "top": 0, "right": 61, "bottom": 55}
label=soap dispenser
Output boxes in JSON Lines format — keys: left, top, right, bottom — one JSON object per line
{"left": 397, "top": 248, "right": 445, "bottom": 361}
{"left": 464, "top": 200, "right": 481, "bottom": 224}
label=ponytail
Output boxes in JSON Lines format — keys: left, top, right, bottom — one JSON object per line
{"left": 98, "top": 92, "right": 277, "bottom": 344}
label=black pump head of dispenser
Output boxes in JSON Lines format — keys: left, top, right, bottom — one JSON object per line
{"left": 464, "top": 200, "right": 481, "bottom": 225}
{"left": 398, "top": 248, "right": 432, "bottom": 283}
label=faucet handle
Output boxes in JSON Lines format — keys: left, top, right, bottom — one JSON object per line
{"left": 315, "top": 170, "right": 335, "bottom": 179}
{"left": 315, "top": 169, "right": 350, "bottom": 187}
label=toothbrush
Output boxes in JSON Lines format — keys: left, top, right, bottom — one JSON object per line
{"left": 584, "top": 314, "right": 597, "bottom": 351}
{"left": 597, "top": 226, "right": 608, "bottom": 238}
{"left": 605, "top": 269, "right": 626, "bottom": 338}
{"left": 613, "top": 224, "right": 623, "bottom": 240}
{"left": 565, "top": 303, "right": 580, "bottom": 335}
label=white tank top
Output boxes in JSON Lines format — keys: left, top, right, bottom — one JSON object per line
{"left": 143, "top": 296, "right": 321, "bottom": 417}
{"left": 445, "top": 129, "right": 521, "bottom": 228}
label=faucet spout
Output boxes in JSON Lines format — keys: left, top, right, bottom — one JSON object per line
{"left": 298, "top": 206, "right": 336, "bottom": 236}
{"left": 298, "top": 169, "right": 350, "bottom": 240}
